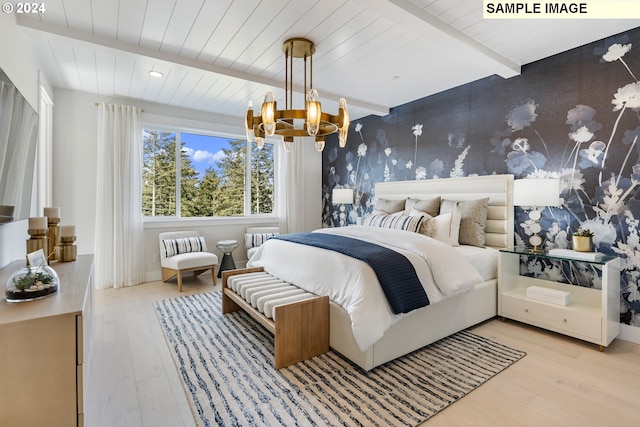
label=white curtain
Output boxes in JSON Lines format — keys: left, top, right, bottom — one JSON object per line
{"left": 95, "top": 102, "right": 144, "bottom": 289}
{"left": 276, "top": 137, "right": 305, "bottom": 234}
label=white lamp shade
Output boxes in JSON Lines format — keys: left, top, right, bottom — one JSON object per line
{"left": 332, "top": 188, "right": 354, "bottom": 204}
{"left": 513, "top": 178, "right": 561, "bottom": 207}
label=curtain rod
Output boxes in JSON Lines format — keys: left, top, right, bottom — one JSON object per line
{"left": 94, "top": 102, "right": 145, "bottom": 112}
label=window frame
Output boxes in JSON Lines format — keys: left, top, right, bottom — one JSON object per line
{"left": 141, "top": 122, "right": 278, "bottom": 225}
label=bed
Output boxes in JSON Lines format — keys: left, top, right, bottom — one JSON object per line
{"left": 248, "top": 174, "right": 514, "bottom": 370}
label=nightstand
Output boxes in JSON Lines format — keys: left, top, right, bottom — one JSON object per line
{"left": 498, "top": 246, "right": 620, "bottom": 350}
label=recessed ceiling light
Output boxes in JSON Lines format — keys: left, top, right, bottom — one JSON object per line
{"left": 149, "top": 70, "right": 164, "bottom": 78}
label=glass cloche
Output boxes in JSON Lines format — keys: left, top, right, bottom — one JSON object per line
{"left": 6, "top": 264, "right": 59, "bottom": 302}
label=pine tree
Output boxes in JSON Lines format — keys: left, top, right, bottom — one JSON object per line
{"left": 179, "top": 147, "right": 201, "bottom": 217}
{"left": 213, "top": 139, "right": 246, "bottom": 216}
{"left": 196, "top": 167, "right": 221, "bottom": 216}
{"left": 142, "top": 130, "right": 176, "bottom": 216}
{"left": 251, "top": 143, "right": 274, "bottom": 214}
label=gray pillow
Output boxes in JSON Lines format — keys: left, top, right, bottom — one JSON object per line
{"left": 440, "top": 198, "right": 489, "bottom": 247}
{"left": 374, "top": 198, "right": 406, "bottom": 214}
{"left": 404, "top": 197, "right": 441, "bottom": 217}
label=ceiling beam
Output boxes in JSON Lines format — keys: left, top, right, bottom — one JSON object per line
{"left": 16, "top": 16, "right": 390, "bottom": 117}
{"left": 354, "top": 0, "right": 521, "bottom": 79}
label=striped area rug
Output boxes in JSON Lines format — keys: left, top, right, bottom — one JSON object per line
{"left": 155, "top": 291, "right": 525, "bottom": 427}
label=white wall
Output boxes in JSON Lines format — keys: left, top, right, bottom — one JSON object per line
{"left": 51, "top": 90, "right": 97, "bottom": 257}
{"left": 0, "top": 14, "right": 39, "bottom": 109}
{"left": 52, "top": 89, "right": 321, "bottom": 282}
{"left": 0, "top": 13, "right": 42, "bottom": 267}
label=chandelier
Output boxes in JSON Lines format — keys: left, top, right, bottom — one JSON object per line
{"left": 245, "top": 38, "right": 349, "bottom": 152}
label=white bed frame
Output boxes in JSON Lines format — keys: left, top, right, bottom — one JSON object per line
{"left": 330, "top": 174, "right": 514, "bottom": 370}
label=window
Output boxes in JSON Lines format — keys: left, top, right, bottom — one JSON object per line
{"left": 142, "top": 128, "right": 274, "bottom": 218}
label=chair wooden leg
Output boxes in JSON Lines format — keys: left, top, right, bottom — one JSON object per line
{"left": 163, "top": 265, "right": 216, "bottom": 292}
{"left": 161, "top": 267, "right": 176, "bottom": 283}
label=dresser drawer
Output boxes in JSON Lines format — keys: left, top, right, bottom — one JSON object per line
{"left": 502, "top": 293, "right": 601, "bottom": 343}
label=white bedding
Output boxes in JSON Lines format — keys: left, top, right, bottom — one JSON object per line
{"left": 247, "top": 226, "right": 484, "bottom": 351}
{"left": 454, "top": 245, "right": 499, "bottom": 282}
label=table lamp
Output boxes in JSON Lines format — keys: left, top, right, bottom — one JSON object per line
{"left": 513, "top": 178, "right": 560, "bottom": 252}
{"left": 332, "top": 188, "right": 353, "bottom": 226}
{"left": 332, "top": 188, "right": 354, "bottom": 205}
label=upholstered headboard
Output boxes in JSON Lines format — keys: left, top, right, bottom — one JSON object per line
{"left": 374, "top": 174, "right": 514, "bottom": 249}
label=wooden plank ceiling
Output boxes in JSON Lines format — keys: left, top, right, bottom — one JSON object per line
{"left": 16, "top": 0, "right": 638, "bottom": 121}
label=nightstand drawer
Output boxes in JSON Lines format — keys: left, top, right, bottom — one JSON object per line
{"left": 501, "top": 293, "right": 542, "bottom": 321}
{"left": 562, "top": 309, "right": 601, "bottom": 341}
{"left": 502, "top": 294, "right": 601, "bottom": 342}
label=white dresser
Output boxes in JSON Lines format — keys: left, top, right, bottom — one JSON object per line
{"left": 0, "top": 254, "right": 94, "bottom": 427}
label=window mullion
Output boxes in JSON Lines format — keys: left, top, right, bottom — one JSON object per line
{"left": 175, "top": 132, "right": 181, "bottom": 217}
{"left": 245, "top": 140, "right": 251, "bottom": 215}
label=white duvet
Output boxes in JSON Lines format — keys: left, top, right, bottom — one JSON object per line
{"left": 247, "top": 226, "right": 484, "bottom": 351}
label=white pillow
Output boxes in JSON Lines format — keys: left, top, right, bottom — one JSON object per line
{"left": 410, "top": 208, "right": 461, "bottom": 246}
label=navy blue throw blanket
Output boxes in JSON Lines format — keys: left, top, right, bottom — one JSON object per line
{"left": 272, "top": 232, "right": 429, "bottom": 314}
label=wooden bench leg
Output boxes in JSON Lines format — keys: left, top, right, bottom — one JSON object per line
{"left": 274, "top": 296, "right": 330, "bottom": 369}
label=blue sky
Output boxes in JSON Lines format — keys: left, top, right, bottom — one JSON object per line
{"left": 181, "top": 133, "right": 229, "bottom": 178}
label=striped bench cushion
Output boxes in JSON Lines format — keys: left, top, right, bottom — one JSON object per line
{"left": 227, "top": 273, "right": 318, "bottom": 320}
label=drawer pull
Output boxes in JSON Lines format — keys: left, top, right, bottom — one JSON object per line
{"left": 563, "top": 318, "right": 567, "bottom": 323}
{"left": 524, "top": 308, "right": 528, "bottom": 313}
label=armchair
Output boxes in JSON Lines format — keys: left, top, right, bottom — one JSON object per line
{"left": 159, "top": 231, "right": 218, "bottom": 292}
{"left": 244, "top": 226, "right": 280, "bottom": 260}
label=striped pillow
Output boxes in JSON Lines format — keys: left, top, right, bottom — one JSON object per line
{"left": 362, "top": 213, "right": 424, "bottom": 233}
{"left": 162, "top": 236, "right": 208, "bottom": 258}
{"left": 245, "top": 232, "right": 279, "bottom": 249}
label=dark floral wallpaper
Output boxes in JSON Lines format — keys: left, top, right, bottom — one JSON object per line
{"left": 322, "top": 27, "right": 640, "bottom": 329}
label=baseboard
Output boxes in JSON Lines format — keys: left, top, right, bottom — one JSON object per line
{"left": 619, "top": 324, "right": 640, "bottom": 344}
{"left": 145, "top": 271, "right": 161, "bottom": 282}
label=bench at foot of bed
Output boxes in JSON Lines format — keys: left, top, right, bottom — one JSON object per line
{"left": 221, "top": 267, "right": 329, "bottom": 369}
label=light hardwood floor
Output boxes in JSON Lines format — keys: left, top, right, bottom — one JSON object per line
{"left": 87, "top": 274, "right": 640, "bottom": 427}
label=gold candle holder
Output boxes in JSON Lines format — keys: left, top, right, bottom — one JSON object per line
{"left": 59, "top": 236, "right": 77, "bottom": 262}
{"left": 26, "top": 228, "right": 49, "bottom": 265}
{"left": 47, "top": 217, "right": 60, "bottom": 260}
